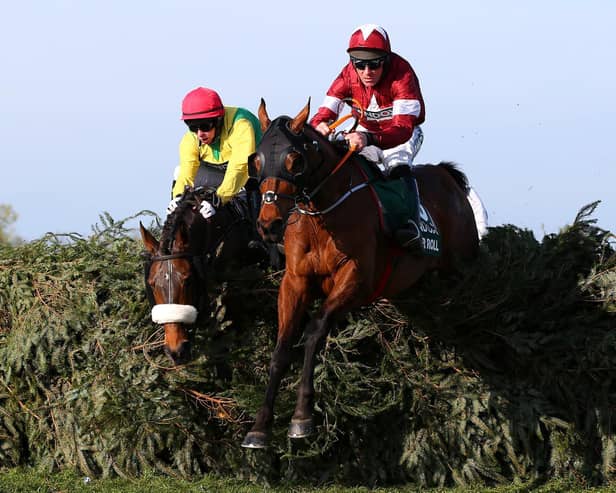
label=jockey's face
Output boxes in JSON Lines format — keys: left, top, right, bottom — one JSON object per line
{"left": 186, "top": 119, "right": 217, "bottom": 145}
{"left": 195, "top": 126, "right": 216, "bottom": 145}
{"left": 354, "top": 62, "right": 384, "bottom": 88}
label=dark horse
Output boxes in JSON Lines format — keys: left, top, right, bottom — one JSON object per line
{"left": 140, "top": 186, "right": 274, "bottom": 365}
{"left": 241, "top": 99, "right": 479, "bottom": 448}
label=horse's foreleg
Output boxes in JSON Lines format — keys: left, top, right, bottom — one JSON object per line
{"left": 288, "top": 310, "right": 333, "bottom": 438}
{"left": 242, "top": 273, "right": 310, "bottom": 449}
{"left": 289, "top": 267, "right": 362, "bottom": 439}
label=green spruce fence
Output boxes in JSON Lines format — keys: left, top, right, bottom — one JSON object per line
{"left": 0, "top": 204, "right": 614, "bottom": 488}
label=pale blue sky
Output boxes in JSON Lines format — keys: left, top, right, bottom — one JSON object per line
{"left": 1, "top": 1, "right": 614, "bottom": 241}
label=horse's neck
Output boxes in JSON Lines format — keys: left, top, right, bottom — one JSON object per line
{"left": 309, "top": 155, "right": 361, "bottom": 208}
{"left": 182, "top": 216, "right": 210, "bottom": 255}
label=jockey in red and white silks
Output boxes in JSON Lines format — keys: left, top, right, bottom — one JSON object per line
{"left": 310, "top": 24, "right": 425, "bottom": 170}
{"left": 311, "top": 24, "right": 487, "bottom": 239}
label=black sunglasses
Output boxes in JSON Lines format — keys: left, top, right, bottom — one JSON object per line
{"left": 351, "top": 56, "right": 387, "bottom": 71}
{"left": 186, "top": 119, "right": 216, "bottom": 133}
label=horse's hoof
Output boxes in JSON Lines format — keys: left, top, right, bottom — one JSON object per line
{"left": 288, "top": 418, "right": 314, "bottom": 438}
{"left": 241, "top": 431, "right": 268, "bottom": 449}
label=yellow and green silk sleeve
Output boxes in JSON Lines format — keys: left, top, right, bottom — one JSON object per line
{"left": 172, "top": 132, "right": 201, "bottom": 198}
{"left": 215, "top": 117, "right": 256, "bottom": 203}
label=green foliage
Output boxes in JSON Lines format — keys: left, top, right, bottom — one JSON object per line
{"left": 0, "top": 204, "right": 614, "bottom": 489}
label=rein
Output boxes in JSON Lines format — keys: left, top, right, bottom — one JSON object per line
{"left": 296, "top": 179, "right": 370, "bottom": 216}
{"left": 294, "top": 100, "right": 366, "bottom": 215}
{"left": 302, "top": 145, "right": 356, "bottom": 201}
{"left": 149, "top": 252, "right": 193, "bottom": 262}
{"left": 327, "top": 98, "right": 364, "bottom": 133}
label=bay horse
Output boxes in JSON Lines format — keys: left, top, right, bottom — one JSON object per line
{"left": 241, "top": 99, "right": 479, "bottom": 448}
{"left": 140, "top": 186, "right": 270, "bottom": 365}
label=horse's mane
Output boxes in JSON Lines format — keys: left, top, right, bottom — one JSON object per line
{"left": 303, "top": 122, "right": 349, "bottom": 159}
{"left": 160, "top": 190, "right": 198, "bottom": 254}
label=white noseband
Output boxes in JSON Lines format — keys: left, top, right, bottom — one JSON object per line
{"left": 151, "top": 304, "right": 198, "bottom": 324}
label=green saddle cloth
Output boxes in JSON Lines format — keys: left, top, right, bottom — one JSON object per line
{"left": 358, "top": 159, "right": 441, "bottom": 256}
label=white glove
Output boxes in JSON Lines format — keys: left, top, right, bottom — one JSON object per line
{"left": 199, "top": 200, "right": 216, "bottom": 219}
{"left": 166, "top": 197, "right": 181, "bottom": 215}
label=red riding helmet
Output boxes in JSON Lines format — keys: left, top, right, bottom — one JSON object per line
{"left": 347, "top": 24, "right": 391, "bottom": 59}
{"left": 181, "top": 87, "right": 225, "bottom": 120}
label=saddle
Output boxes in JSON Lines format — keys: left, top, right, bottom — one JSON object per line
{"left": 191, "top": 161, "right": 245, "bottom": 218}
{"left": 358, "top": 157, "right": 441, "bottom": 256}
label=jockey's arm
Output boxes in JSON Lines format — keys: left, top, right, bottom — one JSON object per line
{"left": 215, "top": 118, "right": 255, "bottom": 204}
{"left": 173, "top": 132, "right": 201, "bottom": 198}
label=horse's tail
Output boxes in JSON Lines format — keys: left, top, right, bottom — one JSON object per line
{"left": 438, "top": 161, "right": 470, "bottom": 194}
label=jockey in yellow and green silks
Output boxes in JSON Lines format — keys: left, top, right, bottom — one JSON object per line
{"left": 167, "top": 87, "right": 262, "bottom": 218}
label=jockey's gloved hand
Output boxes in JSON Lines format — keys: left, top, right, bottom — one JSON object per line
{"left": 199, "top": 200, "right": 216, "bottom": 219}
{"left": 166, "top": 197, "right": 181, "bottom": 215}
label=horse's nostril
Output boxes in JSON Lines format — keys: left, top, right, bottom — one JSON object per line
{"left": 165, "top": 341, "right": 192, "bottom": 366}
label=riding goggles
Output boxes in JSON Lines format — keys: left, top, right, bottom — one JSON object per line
{"left": 186, "top": 119, "right": 216, "bottom": 133}
{"left": 351, "top": 56, "right": 387, "bottom": 71}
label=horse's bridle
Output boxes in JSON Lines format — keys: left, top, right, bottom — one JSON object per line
{"left": 261, "top": 176, "right": 370, "bottom": 218}
{"left": 257, "top": 99, "right": 369, "bottom": 217}
{"left": 148, "top": 252, "right": 194, "bottom": 305}
{"left": 143, "top": 248, "right": 208, "bottom": 310}
{"left": 258, "top": 133, "right": 370, "bottom": 217}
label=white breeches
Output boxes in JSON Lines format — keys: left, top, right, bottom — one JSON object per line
{"left": 382, "top": 125, "right": 424, "bottom": 169}
{"left": 357, "top": 126, "right": 489, "bottom": 240}
{"left": 359, "top": 126, "right": 424, "bottom": 174}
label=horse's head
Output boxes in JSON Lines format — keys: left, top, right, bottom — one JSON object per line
{"left": 140, "top": 189, "right": 212, "bottom": 365}
{"left": 249, "top": 98, "right": 335, "bottom": 244}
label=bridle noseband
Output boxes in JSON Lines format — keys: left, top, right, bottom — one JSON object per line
{"left": 150, "top": 252, "right": 194, "bottom": 262}
{"left": 262, "top": 190, "right": 296, "bottom": 205}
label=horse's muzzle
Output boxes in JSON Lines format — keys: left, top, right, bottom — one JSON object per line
{"left": 257, "top": 219, "right": 284, "bottom": 244}
{"left": 164, "top": 339, "right": 192, "bottom": 365}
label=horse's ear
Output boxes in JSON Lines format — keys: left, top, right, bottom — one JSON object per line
{"left": 258, "top": 98, "right": 271, "bottom": 132}
{"left": 140, "top": 222, "right": 158, "bottom": 255}
{"left": 289, "top": 98, "right": 310, "bottom": 134}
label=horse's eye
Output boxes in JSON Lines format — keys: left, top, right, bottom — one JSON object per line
{"left": 286, "top": 151, "right": 304, "bottom": 176}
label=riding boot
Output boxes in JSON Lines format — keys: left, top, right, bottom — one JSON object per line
{"left": 394, "top": 173, "right": 422, "bottom": 252}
